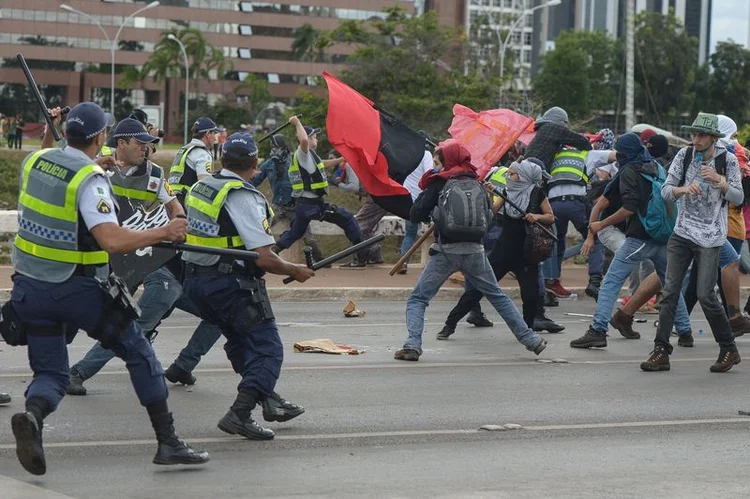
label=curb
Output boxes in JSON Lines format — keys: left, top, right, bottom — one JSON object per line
{"left": 0, "top": 287, "right": 611, "bottom": 302}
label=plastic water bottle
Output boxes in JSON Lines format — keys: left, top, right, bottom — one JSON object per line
{"left": 694, "top": 152, "right": 710, "bottom": 197}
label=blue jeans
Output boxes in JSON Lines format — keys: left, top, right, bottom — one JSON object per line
{"left": 73, "top": 266, "right": 222, "bottom": 380}
{"left": 592, "top": 237, "right": 692, "bottom": 334}
{"left": 400, "top": 220, "right": 420, "bottom": 262}
{"left": 277, "top": 200, "right": 361, "bottom": 249}
{"left": 403, "top": 251, "right": 542, "bottom": 353}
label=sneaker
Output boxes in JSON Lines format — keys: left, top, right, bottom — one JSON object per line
{"left": 677, "top": 332, "right": 694, "bottom": 348}
{"left": 436, "top": 325, "right": 455, "bottom": 340}
{"left": 533, "top": 314, "right": 565, "bottom": 333}
{"left": 396, "top": 265, "right": 408, "bottom": 275}
{"left": 261, "top": 392, "right": 305, "bottom": 423}
{"left": 544, "top": 290, "right": 559, "bottom": 308}
{"left": 640, "top": 345, "right": 671, "bottom": 372}
{"left": 546, "top": 279, "right": 572, "bottom": 297}
{"left": 730, "top": 314, "right": 750, "bottom": 338}
{"left": 164, "top": 364, "right": 197, "bottom": 386}
{"left": 527, "top": 338, "right": 548, "bottom": 356}
{"left": 569, "top": 328, "right": 607, "bottom": 349}
{"left": 339, "top": 259, "right": 366, "bottom": 269}
{"left": 710, "top": 349, "right": 741, "bottom": 373}
{"left": 394, "top": 348, "right": 421, "bottom": 361}
{"left": 467, "top": 312, "right": 493, "bottom": 328}
{"left": 609, "top": 309, "right": 641, "bottom": 339}
{"left": 66, "top": 369, "right": 87, "bottom": 396}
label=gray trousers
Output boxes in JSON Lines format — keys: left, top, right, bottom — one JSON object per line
{"left": 655, "top": 234, "right": 736, "bottom": 351}
{"left": 355, "top": 196, "right": 387, "bottom": 262}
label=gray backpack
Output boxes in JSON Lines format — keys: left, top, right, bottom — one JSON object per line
{"left": 432, "top": 176, "right": 491, "bottom": 242}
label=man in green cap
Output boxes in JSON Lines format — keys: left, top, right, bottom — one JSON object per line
{"left": 641, "top": 112, "right": 744, "bottom": 373}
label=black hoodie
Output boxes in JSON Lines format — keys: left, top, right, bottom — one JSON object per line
{"left": 619, "top": 160, "right": 659, "bottom": 241}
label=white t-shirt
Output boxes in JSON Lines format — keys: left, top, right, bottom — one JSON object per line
{"left": 548, "top": 150, "right": 614, "bottom": 199}
{"left": 403, "top": 151, "right": 434, "bottom": 201}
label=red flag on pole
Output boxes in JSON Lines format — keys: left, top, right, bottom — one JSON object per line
{"left": 447, "top": 104, "right": 534, "bottom": 179}
{"left": 324, "top": 71, "right": 426, "bottom": 219}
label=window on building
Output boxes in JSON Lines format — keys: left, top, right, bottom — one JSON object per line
{"left": 523, "top": 32, "right": 532, "bottom": 46}
{"left": 267, "top": 73, "right": 280, "bottom": 84}
{"left": 239, "top": 25, "right": 252, "bottom": 35}
{"left": 239, "top": 2, "right": 253, "bottom": 12}
{"left": 238, "top": 48, "right": 252, "bottom": 59}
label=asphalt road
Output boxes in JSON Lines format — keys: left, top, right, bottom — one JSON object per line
{"left": 1, "top": 298, "right": 750, "bottom": 498}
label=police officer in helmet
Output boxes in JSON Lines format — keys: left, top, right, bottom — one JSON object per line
{"left": 182, "top": 132, "right": 313, "bottom": 440}
{"left": 6, "top": 102, "right": 209, "bottom": 475}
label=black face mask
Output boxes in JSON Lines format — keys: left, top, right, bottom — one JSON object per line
{"left": 616, "top": 152, "right": 627, "bottom": 165}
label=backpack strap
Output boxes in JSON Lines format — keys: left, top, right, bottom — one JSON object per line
{"left": 716, "top": 150, "right": 726, "bottom": 176}
{"left": 679, "top": 147, "right": 693, "bottom": 187}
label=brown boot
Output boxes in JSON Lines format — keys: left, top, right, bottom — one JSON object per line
{"left": 609, "top": 309, "right": 640, "bottom": 339}
{"left": 710, "top": 348, "right": 741, "bottom": 373}
{"left": 640, "top": 345, "right": 671, "bottom": 372}
{"left": 729, "top": 314, "right": 750, "bottom": 338}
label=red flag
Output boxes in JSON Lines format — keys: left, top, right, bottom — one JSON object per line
{"left": 447, "top": 105, "right": 534, "bottom": 178}
{"left": 324, "top": 72, "right": 426, "bottom": 219}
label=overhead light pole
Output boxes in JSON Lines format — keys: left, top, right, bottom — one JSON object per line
{"left": 167, "top": 34, "right": 189, "bottom": 144}
{"left": 61, "top": 1, "right": 160, "bottom": 117}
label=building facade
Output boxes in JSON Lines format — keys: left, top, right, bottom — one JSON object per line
{"left": 0, "top": 0, "right": 415, "bottom": 136}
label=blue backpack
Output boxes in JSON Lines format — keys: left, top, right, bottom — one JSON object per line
{"left": 638, "top": 162, "right": 677, "bottom": 244}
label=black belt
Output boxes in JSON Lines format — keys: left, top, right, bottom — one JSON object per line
{"left": 295, "top": 197, "right": 325, "bottom": 205}
{"left": 73, "top": 264, "right": 107, "bottom": 278}
{"left": 549, "top": 195, "right": 587, "bottom": 203}
{"left": 184, "top": 262, "right": 262, "bottom": 279}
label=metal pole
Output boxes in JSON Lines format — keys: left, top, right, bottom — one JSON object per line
{"left": 625, "top": 0, "right": 635, "bottom": 131}
{"left": 168, "top": 35, "right": 190, "bottom": 144}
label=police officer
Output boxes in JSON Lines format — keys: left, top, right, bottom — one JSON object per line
{"left": 183, "top": 132, "right": 312, "bottom": 440}
{"left": 272, "top": 117, "right": 364, "bottom": 261}
{"left": 253, "top": 133, "right": 323, "bottom": 261}
{"left": 168, "top": 117, "right": 218, "bottom": 204}
{"left": 7, "top": 102, "right": 209, "bottom": 475}
{"left": 544, "top": 146, "right": 616, "bottom": 300}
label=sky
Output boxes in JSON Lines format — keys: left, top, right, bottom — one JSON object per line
{"left": 710, "top": 0, "right": 749, "bottom": 52}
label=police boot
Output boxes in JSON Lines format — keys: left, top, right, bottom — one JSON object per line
{"left": 261, "top": 392, "right": 305, "bottom": 422}
{"left": 66, "top": 368, "right": 87, "bottom": 396}
{"left": 150, "top": 412, "right": 210, "bottom": 465}
{"left": 339, "top": 248, "right": 367, "bottom": 269}
{"left": 11, "top": 411, "right": 45, "bottom": 475}
{"left": 218, "top": 389, "right": 274, "bottom": 440}
{"left": 0, "top": 392, "right": 10, "bottom": 405}
{"left": 164, "top": 363, "right": 196, "bottom": 386}
{"left": 533, "top": 303, "right": 565, "bottom": 333}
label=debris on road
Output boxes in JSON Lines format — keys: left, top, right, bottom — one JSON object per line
{"left": 293, "top": 338, "right": 364, "bottom": 355}
{"left": 479, "top": 423, "right": 525, "bottom": 431}
{"left": 343, "top": 299, "right": 366, "bottom": 317}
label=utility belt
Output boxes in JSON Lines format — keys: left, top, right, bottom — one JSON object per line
{"left": 72, "top": 263, "right": 108, "bottom": 278}
{"left": 548, "top": 195, "right": 587, "bottom": 203}
{"left": 185, "top": 263, "right": 274, "bottom": 326}
{"left": 295, "top": 196, "right": 325, "bottom": 206}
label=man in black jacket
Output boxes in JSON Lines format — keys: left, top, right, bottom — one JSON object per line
{"left": 394, "top": 143, "right": 547, "bottom": 362}
{"left": 525, "top": 107, "right": 592, "bottom": 170}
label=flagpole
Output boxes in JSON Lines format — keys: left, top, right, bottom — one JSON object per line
{"left": 373, "top": 104, "right": 435, "bottom": 148}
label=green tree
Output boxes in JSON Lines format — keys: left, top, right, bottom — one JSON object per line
{"left": 533, "top": 30, "right": 620, "bottom": 122}
{"left": 634, "top": 10, "right": 698, "bottom": 123}
{"left": 704, "top": 42, "right": 750, "bottom": 123}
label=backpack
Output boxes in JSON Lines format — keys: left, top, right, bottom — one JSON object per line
{"left": 520, "top": 187, "right": 555, "bottom": 264}
{"left": 433, "top": 175, "right": 491, "bottom": 243}
{"left": 639, "top": 161, "right": 677, "bottom": 244}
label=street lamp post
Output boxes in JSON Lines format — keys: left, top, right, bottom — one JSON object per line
{"left": 167, "top": 34, "right": 189, "bottom": 144}
{"left": 498, "top": 0, "right": 560, "bottom": 106}
{"left": 60, "top": 1, "right": 160, "bottom": 117}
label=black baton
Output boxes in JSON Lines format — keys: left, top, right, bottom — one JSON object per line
{"left": 17, "top": 53, "right": 61, "bottom": 142}
{"left": 283, "top": 234, "right": 385, "bottom": 284}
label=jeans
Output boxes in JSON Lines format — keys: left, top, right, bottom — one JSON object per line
{"left": 655, "top": 234, "right": 736, "bottom": 350}
{"left": 592, "top": 237, "right": 692, "bottom": 334}
{"left": 403, "top": 251, "right": 541, "bottom": 353}
{"left": 400, "top": 221, "right": 420, "bottom": 262}
{"left": 551, "top": 198, "right": 603, "bottom": 276}
{"left": 73, "top": 266, "right": 222, "bottom": 380}
{"left": 597, "top": 226, "right": 627, "bottom": 254}
{"left": 682, "top": 239, "right": 739, "bottom": 316}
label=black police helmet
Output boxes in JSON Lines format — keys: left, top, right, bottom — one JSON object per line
{"left": 129, "top": 108, "right": 149, "bottom": 127}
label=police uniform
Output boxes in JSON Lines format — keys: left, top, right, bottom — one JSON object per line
{"left": 4, "top": 103, "right": 207, "bottom": 475}
{"left": 168, "top": 117, "right": 217, "bottom": 204}
{"left": 275, "top": 126, "right": 362, "bottom": 254}
{"left": 544, "top": 147, "right": 613, "bottom": 297}
{"left": 182, "top": 132, "right": 304, "bottom": 440}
